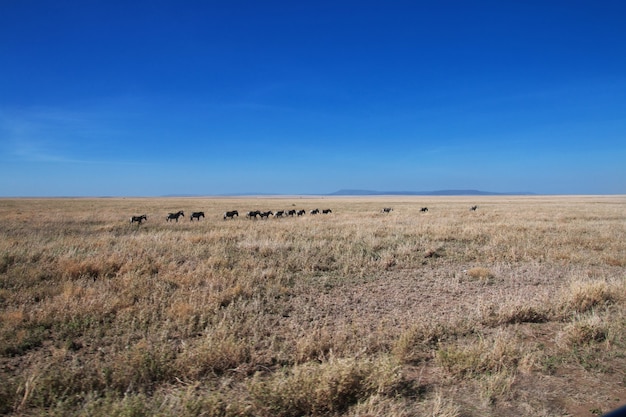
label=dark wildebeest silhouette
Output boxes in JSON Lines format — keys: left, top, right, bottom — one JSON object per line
{"left": 322, "top": 209, "right": 332, "bottom": 214}
{"left": 382, "top": 207, "right": 393, "bottom": 213}
{"left": 259, "top": 210, "right": 273, "bottom": 219}
{"left": 420, "top": 207, "right": 428, "bottom": 213}
{"left": 287, "top": 209, "right": 297, "bottom": 216}
{"left": 166, "top": 211, "right": 184, "bottom": 222}
{"left": 190, "top": 212, "right": 205, "bottom": 221}
{"left": 297, "top": 210, "right": 306, "bottom": 216}
{"left": 310, "top": 208, "right": 320, "bottom": 215}
{"left": 275, "top": 210, "right": 285, "bottom": 218}
{"left": 223, "top": 210, "right": 239, "bottom": 220}
{"left": 130, "top": 214, "right": 147, "bottom": 224}
{"left": 470, "top": 205, "right": 478, "bottom": 211}
{"left": 246, "top": 210, "right": 261, "bottom": 219}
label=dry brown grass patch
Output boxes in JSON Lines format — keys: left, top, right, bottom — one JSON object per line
{"left": 560, "top": 278, "right": 624, "bottom": 314}
{"left": 1, "top": 196, "right": 625, "bottom": 416}
{"left": 249, "top": 355, "right": 402, "bottom": 417}
{"left": 436, "top": 331, "right": 523, "bottom": 378}
{"left": 466, "top": 266, "right": 495, "bottom": 282}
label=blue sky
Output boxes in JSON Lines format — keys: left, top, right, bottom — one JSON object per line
{"left": 1, "top": 1, "right": 625, "bottom": 196}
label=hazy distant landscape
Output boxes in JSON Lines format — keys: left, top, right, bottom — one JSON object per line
{"left": 328, "top": 189, "right": 536, "bottom": 196}
{"left": 1, "top": 196, "right": 624, "bottom": 416}
{"left": 163, "top": 190, "right": 537, "bottom": 198}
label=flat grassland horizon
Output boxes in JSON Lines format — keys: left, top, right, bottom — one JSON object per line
{"left": 0, "top": 196, "right": 624, "bottom": 416}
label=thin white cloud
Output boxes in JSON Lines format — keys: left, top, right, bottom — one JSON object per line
{"left": 0, "top": 105, "right": 147, "bottom": 165}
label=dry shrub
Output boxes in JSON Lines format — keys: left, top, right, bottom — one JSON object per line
{"left": 557, "top": 312, "right": 610, "bottom": 348}
{"left": 478, "top": 370, "right": 516, "bottom": 406}
{"left": 106, "top": 339, "right": 177, "bottom": 393}
{"left": 214, "top": 283, "right": 254, "bottom": 308}
{"left": 249, "top": 356, "right": 402, "bottom": 417}
{"left": 392, "top": 321, "right": 468, "bottom": 364}
{"left": 14, "top": 351, "right": 110, "bottom": 411}
{"left": 424, "top": 247, "right": 445, "bottom": 259}
{"left": 346, "top": 394, "right": 414, "bottom": 417}
{"left": 430, "top": 390, "right": 461, "bottom": 417}
{"left": 0, "top": 253, "right": 16, "bottom": 274}
{"left": 560, "top": 278, "right": 623, "bottom": 314}
{"left": 176, "top": 332, "right": 251, "bottom": 377}
{"left": 604, "top": 256, "right": 625, "bottom": 267}
{"left": 480, "top": 301, "right": 550, "bottom": 326}
{"left": 58, "top": 257, "right": 122, "bottom": 280}
{"left": 0, "top": 308, "right": 25, "bottom": 328}
{"left": 436, "top": 331, "right": 521, "bottom": 378}
{"left": 294, "top": 328, "right": 336, "bottom": 363}
{"left": 466, "top": 267, "right": 495, "bottom": 282}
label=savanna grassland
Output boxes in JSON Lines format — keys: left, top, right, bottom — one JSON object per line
{"left": 0, "top": 196, "right": 624, "bottom": 416}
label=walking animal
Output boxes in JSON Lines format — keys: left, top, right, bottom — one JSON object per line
{"left": 223, "top": 210, "right": 239, "bottom": 220}
{"left": 246, "top": 210, "right": 261, "bottom": 219}
{"left": 166, "top": 211, "right": 184, "bottom": 222}
{"left": 130, "top": 214, "right": 147, "bottom": 224}
{"left": 190, "top": 212, "right": 205, "bottom": 221}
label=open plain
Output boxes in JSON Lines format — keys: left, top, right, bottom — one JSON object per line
{"left": 0, "top": 196, "right": 624, "bottom": 416}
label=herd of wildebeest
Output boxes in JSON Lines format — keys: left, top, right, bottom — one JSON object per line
{"left": 129, "top": 205, "right": 479, "bottom": 224}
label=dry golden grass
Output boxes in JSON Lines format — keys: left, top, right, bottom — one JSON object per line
{"left": 0, "top": 195, "right": 625, "bottom": 416}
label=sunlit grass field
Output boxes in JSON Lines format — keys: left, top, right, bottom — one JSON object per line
{"left": 0, "top": 196, "right": 624, "bottom": 416}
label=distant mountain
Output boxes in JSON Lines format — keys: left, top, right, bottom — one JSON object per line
{"left": 328, "top": 189, "right": 535, "bottom": 196}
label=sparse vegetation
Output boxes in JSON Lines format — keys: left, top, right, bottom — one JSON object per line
{"left": 0, "top": 196, "right": 625, "bottom": 416}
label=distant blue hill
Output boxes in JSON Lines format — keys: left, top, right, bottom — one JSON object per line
{"left": 328, "top": 189, "right": 535, "bottom": 196}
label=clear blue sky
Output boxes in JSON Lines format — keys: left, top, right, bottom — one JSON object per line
{"left": 1, "top": 1, "right": 625, "bottom": 196}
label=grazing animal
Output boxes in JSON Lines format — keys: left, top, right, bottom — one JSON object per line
{"left": 275, "top": 210, "right": 285, "bottom": 218}
{"left": 246, "top": 210, "right": 261, "bottom": 219}
{"left": 190, "top": 212, "right": 205, "bottom": 221}
{"left": 310, "top": 208, "right": 320, "bottom": 215}
{"left": 223, "top": 210, "right": 239, "bottom": 220}
{"left": 322, "top": 209, "right": 332, "bottom": 214}
{"left": 382, "top": 207, "right": 393, "bottom": 213}
{"left": 470, "top": 205, "right": 478, "bottom": 211}
{"left": 420, "top": 207, "right": 428, "bottom": 213}
{"left": 166, "top": 211, "right": 184, "bottom": 222}
{"left": 259, "top": 210, "right": 273, "bottom": 219}
{"left": 297, "top": 209, "right": 306, "bottom": 216}
{"left": 287, "top": 209, "right": 297, "bottom": 216}
{"left": 130, "top": 214, "right": 147, "bottom": 224}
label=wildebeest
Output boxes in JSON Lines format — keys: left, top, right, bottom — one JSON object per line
{"left": 420, "top": 207, "right": 428, "bottom": 213}
{"left": 166, "top": 211, "right": 184, "bottom": 222}
{"left": 297, "top": 210, "right": 306, "bottom": 216}
{"left": 322, "top": 209, "right": 332, "bottom": 214}
{"left": 470, "top": 205, "right": 478, "bottom": 211}
{"left": 259, "top": 210, "right": 273, "bottom": 219}
{"left": 246, "top": 210, "right": 261, "bottom": 219}
{"left": 130, "top": 214, "right": 147, "bottom": 224}
{"left": 223, "top": 210, "right": 239, "bottom": 220}
{"left": 287, "top": 209, "right": 297, "bottom": 216}
{"left": 190, "top": 212, "right": 205, "bottom": 221}
{"left": 382, "top": 207, "right": 393, "bottom": 213}
{"left": 275, "top": 210, "right": 285, "bottom": 218}
{"left": 310, "top": 208, "right": 320, "bottom": 215}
